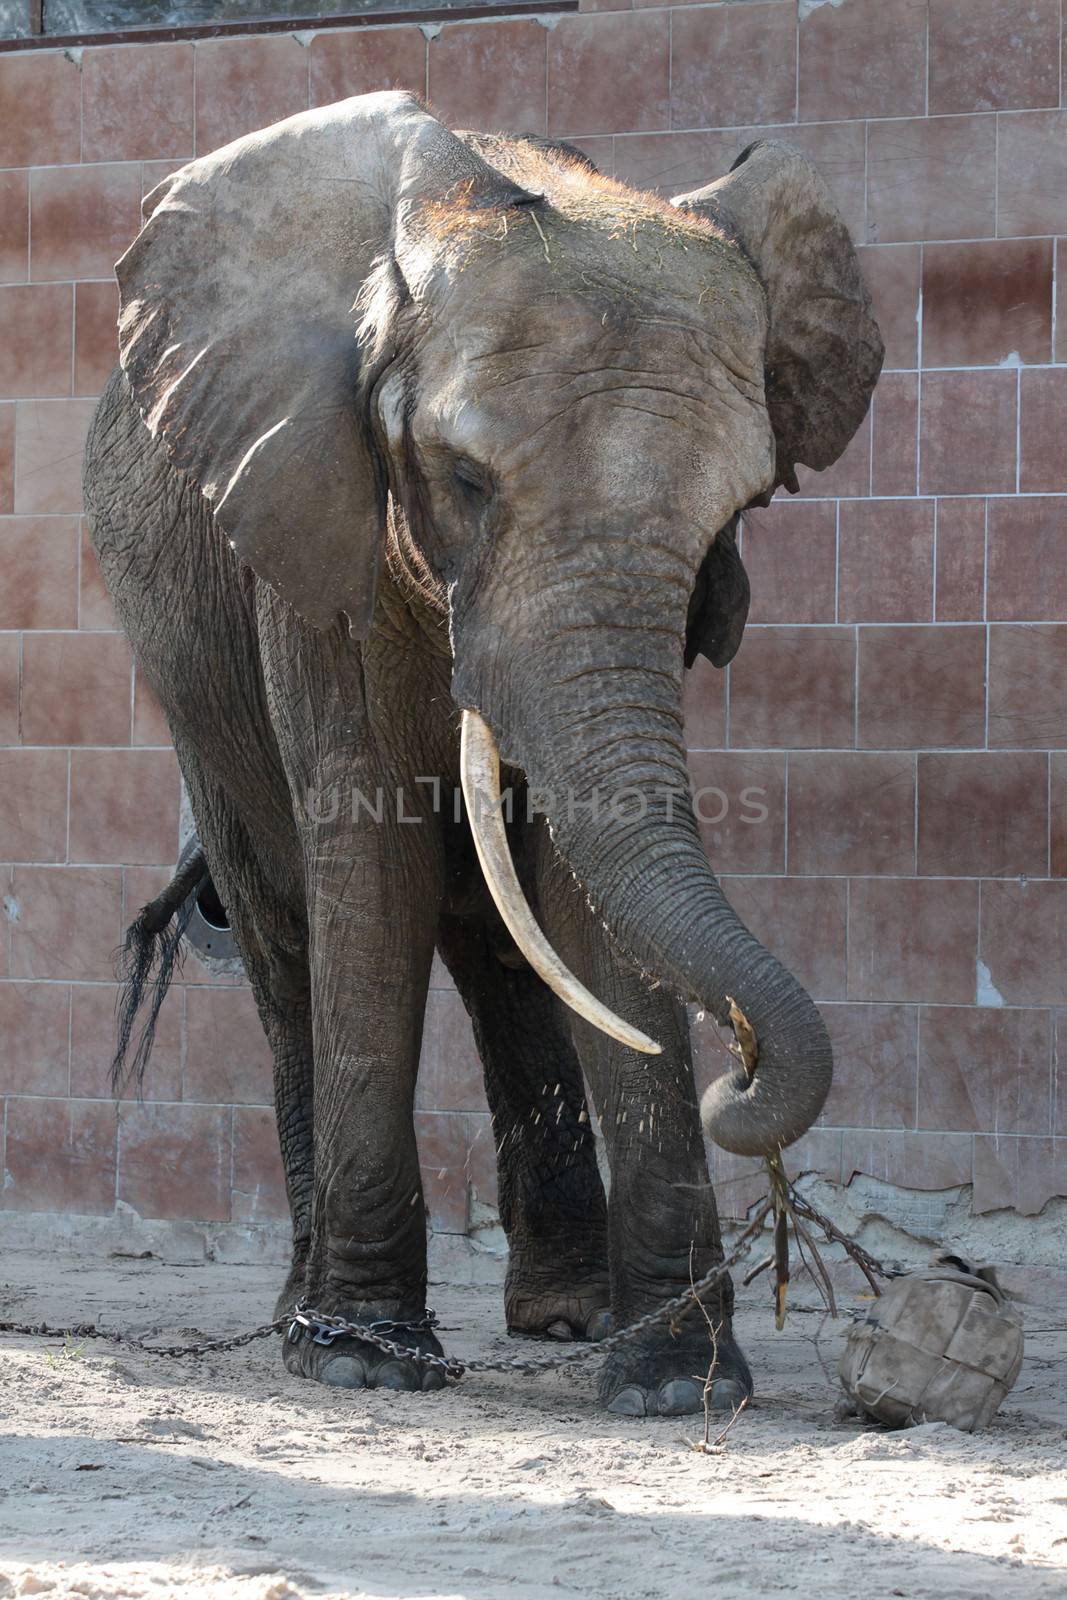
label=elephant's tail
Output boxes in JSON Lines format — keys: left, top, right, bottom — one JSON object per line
{"left": 112, "top": 838, "right": 210, "bottom": 1094}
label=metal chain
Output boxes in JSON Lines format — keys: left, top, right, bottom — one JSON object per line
{"left": 0, "top": 1316, "right": 285, "bottom": 1359}
{"left": 1, "top": 1188, "right": 892, "bottom": 1379}
{"left": 0, "top": 1202, "right": 774, "bottom": 1378}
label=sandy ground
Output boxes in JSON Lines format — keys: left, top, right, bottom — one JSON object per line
{"left": 0, "top": 1249, "right": 1065, "bottom": 1600}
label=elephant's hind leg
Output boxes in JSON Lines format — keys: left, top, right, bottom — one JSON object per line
{"left": 436, "top": 913, "right": 611, "bottom": 1342}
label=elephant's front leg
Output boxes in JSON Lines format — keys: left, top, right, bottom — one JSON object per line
{"left": 436, "top": 914, "right": 610, "bottom": 1341}
{"left": 285, "top": 790, "right": 448, "bottom": 1393}
{"left": 535, "top": 830, "right": 752, "bottom": 1418}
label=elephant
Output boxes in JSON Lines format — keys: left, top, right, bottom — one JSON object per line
{"left": 83, "top": 91, "right": 882, "bottom": 1417}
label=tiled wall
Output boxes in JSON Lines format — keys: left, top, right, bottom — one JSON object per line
{"left": 2, "top": 0, "right": 1065, "bottom": 1252}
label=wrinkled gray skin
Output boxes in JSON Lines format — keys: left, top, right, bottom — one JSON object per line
{"left": 84, "top": 93, "right": 882, "bottom": 1416}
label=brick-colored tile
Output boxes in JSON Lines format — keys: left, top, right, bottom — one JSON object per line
{"left": 923, "top": 240, "right": 1052, "bottom": 369}
{"left": 429, "top": 21, "right": 547, "bottom": 135}
{"left": 1052, "top": 754, "right": 1067, "bottom": 878}
{"left": 688, "top": 750, "right": 785, "bottom": 874}
{"left": 0, "top": 981, "right": 71, "bottom": 1095}
{"left": 1020, "top": 369, "right": 1067, "bottom": 494}
{"left": 973, "top": 1134, "right": 1065, "bottom": 1215}
{"left": 415, "top": 1110, "right": 470, "bottom": 1234}
{"left": 9, "top": 865, "right": 123, "bottom": 983}
{"left": 132, "top": 669, "right": 172, "bottom": 748}
{"left": 0, "top": 171, "right": 28, "bottom": 286}
{"left": 118, "top": 1101, "right": 231, "bottom": 1222}
{"left": 858, "top": 625, "right": 986, "bottom": 750}
{"left": 788, "top": 752, "right": 916, "bottom": 877}
{"left": 988, "top": 625, "right": 1067, "bottom": 748}
{"left": 74, "top": 282, "right": 120, "bottom": 399}
{"left": 68, "top": 748, "right": 179, "bottom": 867}
{"left": 0, "top": 53, "right": 81, "bottom": 169}
{"left": 70, "top": 979, "right": 182, "bottom": 1103}
{"left": 869, "top": 374, "right": 918, "bottom": 499}
{"left": 821, "top": 1002, "right": 918, "bottom": 1130}
{"left": 793, "top": 409, "right": 871, "bottom": 500}
{"left": 0, "top": 633, "right": 17, "bottom": 743}
{"left": 742, "top": 500, "right": 837, "bottom": 625}
{"left": 682, "top": 656, "right": 726, "bottom": 751}
{"left": 232, "top": 1105, "right": 289, "bottom": 1222}
{"left": 194, "top": 36, "right": 308, "bottom": 157}
{"left": 987, "top": 497, "right": 1067, "bottom": 621}
{"left": 464, "top": 1111, "right": 499, "bottom": 1212}
{"left": 0, "top": 405, "right": 12, "bottom": 515}
{"left": 848, "top": 878, "right": 979, "bottom": 1004}
{"left": 29, "top": 165, "right": 141, "bottom": 284}
{"left": 798, "top": 0, "right": 925, "bottom": 122}
{"left": 839, "top": 499, "right": 932, "bottom": 623}
{"left": 843, "top": 1129, "right": 974, "bottom": 1191}
{"left": 981, "top": 880, "right": 1067, "bottom": 1005}
{"left": 21, "top": 631, "right": 131, "bottom": 746}
{"left": 0, "top": 284, "right": 73, "bottom": 400}
{"left": 918, "top": 752, "right": 1048, "bottom": 879}
{"left": 929, "top": 0, "right": 1059, "bottom": 114}
{"left": 79, "top": 521, "right": 116, "bottom": 632}
{"left": 710, "top": 1127, "right": 843, "bottom": 1220}
{"left": 855, "top": 244, "right": 920, "bottom": 372}
{"left": 919, "top": 1005, "right": 1051, "bottom": 1136}
{"left": 14, "top": 399, "right": 99, "bottom": 516}
{"left": 919, "top": 370, "right": 1017, "bottom": 497}
{"left": 548, "top": 12, "right": 669, "bottom": 136}
{"left": 309, "top": 26, "right": 425, "bottom": 106}
{"left": 670, "top": 2, "right": 795, "bottom": 131}
{"left": 721, "top": 875, "right": 848, "bottom": 1001}
{"left": 729, "top": 627, "right": 856, "bottom": 750}
{"left": 0, "top": 749, "right": 69, "bottom": 865}
{"left": 416, "top": 988, "right": 484, "bottom": 1115}
{"left": 1, "top": 1097, "right": 118, "bottom": 1214}
{"left": 0, "top": 516, "right": 79, "bottom": 631}
{"left": 935, "top": 499, "right": 986, "bottom": 623}
{"left": 184, "top": 985, "right": 273, "bottom": 1105}
{"left": 997, "top": 110, "right": 1067, "bottom": 238}
{"left": 82, "top": 43, "right": 194, "bottom": 164}
{"left": 867, "top": 116, "right": 997, "bottom": 245}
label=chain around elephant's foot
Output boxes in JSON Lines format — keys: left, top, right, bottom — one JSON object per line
{"left": 504, "top": 1252, "right": 612, "bottom": 1342}
{"left": 598, "top": 1318, "right": 753, "bottom": 1418}
{"left": 282, "top": 1301, "right": 448, "bottom": 1393}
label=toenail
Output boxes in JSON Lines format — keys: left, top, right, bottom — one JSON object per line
{"left": 321, "top": 1355, "right": 367, "bottom": 1388}
{"left": 657, "top": 1378, "right": 705, "bottom": 1417}
{"left": 374, "top": 1360, "right": 419, "bottom": 1392}
{"left": 606, "top": 1386, "right": 648, "bottom": 1417}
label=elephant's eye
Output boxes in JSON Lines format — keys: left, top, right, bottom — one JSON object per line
{"left": 452, "top": 458, "right": 491, "bottom": 501}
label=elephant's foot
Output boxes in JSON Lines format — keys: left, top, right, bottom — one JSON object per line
{"left": 505, "top": 1252, "right": 612, "bottom": 1342}
{"left": 598, "top": 1317, "right": 752, "bottom": 1418}
{"left": 281, "top": 1301, "right": 449, "bottom": 1393}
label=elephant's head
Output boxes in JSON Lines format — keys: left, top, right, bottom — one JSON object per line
{"left": 115, "top": 92, "right": 883, "bottom": 1158}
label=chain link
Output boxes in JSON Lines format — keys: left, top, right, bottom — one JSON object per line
{"left": 0, "top": 1202, "right": 775, "bottom": 1377}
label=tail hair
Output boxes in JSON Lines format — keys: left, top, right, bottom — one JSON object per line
{"left": 112, "top": 838, "right": 210, "bottom": 1094}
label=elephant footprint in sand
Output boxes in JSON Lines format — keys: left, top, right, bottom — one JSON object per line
{"left": 84, "top": 92, "right": 882, "bottom": 1416}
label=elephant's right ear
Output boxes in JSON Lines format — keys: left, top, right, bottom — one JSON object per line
{"left": 117, "top": 91, "right": 529, "bottom": 635}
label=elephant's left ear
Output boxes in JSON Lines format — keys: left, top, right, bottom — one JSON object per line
{"left": 674, "top": 139, "right": 883, "bottom": 494}
{"left": 685, "top": 515, "right": 749, "bottom": 670}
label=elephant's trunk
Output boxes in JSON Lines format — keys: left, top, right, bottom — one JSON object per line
{"left": 459, "top": 636, "right": 832, "bottom": 1158}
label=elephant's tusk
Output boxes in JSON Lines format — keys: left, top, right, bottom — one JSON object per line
{"left": 459, "top": 709, "right": 662, "bottom": 1056}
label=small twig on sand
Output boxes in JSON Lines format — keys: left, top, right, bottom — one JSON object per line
{"left": 710, "top": 1392, "right": 751, "bottom": 1449}
{"left": 685, "top": 1244, "right": 747, "bottom": 1454}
